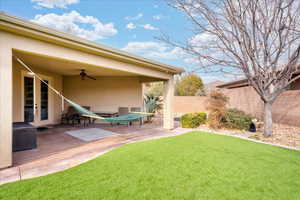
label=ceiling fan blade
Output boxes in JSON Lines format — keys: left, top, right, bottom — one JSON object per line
{"left": 86, "top": 75, "right": 96, "bottom": 80}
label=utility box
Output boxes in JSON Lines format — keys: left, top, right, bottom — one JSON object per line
{"left": 13, "top": 122, "right": 37, "bottom": 152}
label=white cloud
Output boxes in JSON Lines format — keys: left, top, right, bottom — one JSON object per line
{"left": 126, "top": 23, "right": 136, "bottom": 30}
{"left": 153, "top": 15, "right": 162, "bottom": 20}
{"left": 189, "top": 32, "right": 214, "bottom": 45}
{"left": 31, "top": 0, "right": 79, "bottom": 8}
{"left": 31, "top": 11, "right": 117, "bottom": 41}
{"left": 141, "top": 24, "right": 158, "bottom": 30}
{"left": 184, "top": 57, "right": 200, "bottom": 65}
{"left": 122, "top": 41, "right": 185, "bottom": 59}
{"left": 200, "top": 74, "right": 232, "bottom": 83}
{"left": 124, "top": 13, "right": 143, "bottom": 21}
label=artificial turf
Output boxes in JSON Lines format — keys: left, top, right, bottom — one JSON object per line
{"left": 1, "top": 131, "right": 300, "bottom": 200}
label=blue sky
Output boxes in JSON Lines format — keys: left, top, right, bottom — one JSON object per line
{"left": 1, "top": 0, "right": 222, "bottom": 83}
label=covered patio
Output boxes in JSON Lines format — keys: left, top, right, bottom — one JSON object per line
{"left": 0, "top": 13, "right": 184, "bottom": 169}
{"left": 1, "top": 118, "right": 184, "bottom": 185}
{"left": 13, "top": 117, "right": 167, "bottom": 166}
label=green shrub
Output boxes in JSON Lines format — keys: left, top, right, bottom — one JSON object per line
{"left": 221, "top": 108, "right": 252, "bottom": 130}
{"left": 181, "top": 112, "right": 207, "bottom": 128}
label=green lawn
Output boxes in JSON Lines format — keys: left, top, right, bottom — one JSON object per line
{"left": 1, "top": 132, "right": 300, "bottom": 200}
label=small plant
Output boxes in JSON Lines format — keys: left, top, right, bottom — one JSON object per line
{"left": 222, "top": 108, "right": 253, "bottom": 130}
{"left": 181, "top": 112, "right": 207, "bottom": 128}
{"left": 144, "top": 94, "right": 162, "bottom": 113}
{"left": 144, "top": 94, "right": 162, "bottom": 122}
{"left": 206, "top": 90, "right": 228, "bottom": 128}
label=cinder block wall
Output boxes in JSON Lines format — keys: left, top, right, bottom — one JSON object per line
{"left": 173, "top": 87, "right": 300, "bottom": 126}
{"left": 223, "top": 86, "right": 300, "bottom": 126}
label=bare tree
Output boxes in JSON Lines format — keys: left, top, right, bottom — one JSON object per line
{"left": 160, "top": 0, "right": 300, "bottom": 136}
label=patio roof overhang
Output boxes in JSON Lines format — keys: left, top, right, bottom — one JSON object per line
{"left": 13, "top": 50, "right": 147, "bottom": 77}
{"left": 0, "top": 12, "right": 185, "bottom": 77}
{"left": 0, "top": 12, "right": 179, "bottom": 169}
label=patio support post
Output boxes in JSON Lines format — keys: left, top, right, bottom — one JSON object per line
{"left": 163, "top": 76, "right": 174, "bottom": 130}
{"left": 0, "top": 44, "right": 13, "bottom": 168}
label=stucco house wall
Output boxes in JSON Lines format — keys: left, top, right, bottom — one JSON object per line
{"left": 63, "top": 76, "right": 143, "bottom": 113}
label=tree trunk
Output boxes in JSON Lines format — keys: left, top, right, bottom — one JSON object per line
{"left": 263, "top": 101, "right": 273, "bottom": 137}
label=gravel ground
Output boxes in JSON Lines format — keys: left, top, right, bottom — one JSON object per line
{"left": 198, "top": 123, "right": 300, "bottom": 149}
{"left": 254, "top": 123, "right": 300, "bottom": 148}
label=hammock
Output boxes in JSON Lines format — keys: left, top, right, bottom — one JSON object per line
{"left": 14, "top": 56, "right": 153, "bottom": 124}
{"left": 66, "top": 97, "right": 152, "bottom": 123}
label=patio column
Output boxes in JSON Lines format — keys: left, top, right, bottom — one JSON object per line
{"left": 0, "top": 44, "right": 12, "bottom": 169}
{"left": 163, "top": 76, "right": 174, "bottom": 130}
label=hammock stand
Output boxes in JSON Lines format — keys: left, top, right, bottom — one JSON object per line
{"left": 14, "top": 56, "right": 153, "bottom": 126}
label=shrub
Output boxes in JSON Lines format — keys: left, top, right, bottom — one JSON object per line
{"left": 206, "top": 90, "right": 229, "bottom": 128}
{"left": 222, "top": 108, "right": 253, "bottom": 130}
{"left": 181, "top": 112, "right": 207, "bottom": 128}
{"left": 145, "top": 82, "right": 164, "bottom": 97}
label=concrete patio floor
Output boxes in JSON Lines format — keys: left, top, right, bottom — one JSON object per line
{"left": 0, "top": 119, "right": 186, "bottom": 185}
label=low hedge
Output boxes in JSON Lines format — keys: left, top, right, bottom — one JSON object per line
{"left": 181, "top": 112, "right": 207, "bottom": 128}
{"left": 221, "top": 108, "right": 252, "bottom": 130}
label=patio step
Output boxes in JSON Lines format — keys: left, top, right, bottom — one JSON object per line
{"left": 0, "top": 136, "right": 127, "bottom": 185}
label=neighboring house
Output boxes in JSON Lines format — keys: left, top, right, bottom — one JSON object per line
{"left": 217, "top": 77, "right": 300, "bottom": 126}
{"left": 204, "top": 81, "right": 224, "bottom": 94}
{"left": 0, "top": 13, "right": 184, "bottom": 168}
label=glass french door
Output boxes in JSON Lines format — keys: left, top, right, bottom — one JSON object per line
{"left": 40, "top": 80, "right": 49, "bottom": 121}
{"left": 23, "top": 73, "right": 51, "bottom": 126}
{"left": 24, "top": 77, "right": 34, "bottom": 123}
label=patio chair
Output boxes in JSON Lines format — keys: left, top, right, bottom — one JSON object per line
{"left": 130, "top": 107, "right": 141, "bottom": 112}
{"left": 61, "top": 106, "right": 77, "bottom": 125}
{"left": 116, "top": 107, "right": 129, "bottom": 126}
{"left": 61, "top": 106, "right": 91, "bottom": 126}
{"left": 130, "top": 107, "right": 143, "bottom": 125}
{"left": 118, "top": 107, "right": 129, "bottom": 116}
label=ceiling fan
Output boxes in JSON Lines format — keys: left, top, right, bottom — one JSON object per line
{"left": 79, "top": 69, "right": 96, "bottom": 80}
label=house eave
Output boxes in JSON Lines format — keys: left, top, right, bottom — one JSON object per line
{"left": 0, "top": 12, "right": 185, "bottom": 75}
{"left": 217, "top": 79, "right": 249, "bottom": 89}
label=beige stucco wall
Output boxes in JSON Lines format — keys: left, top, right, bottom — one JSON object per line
{"left": 12, "top": 60, "right": 63, "bottom": 124}
{"left": 0, "top": 39, "right": 13, "bottom": 168}
{"left": 63, "top": 76, "right": 143, "bottom": 112}
{"left": 12, "top": 60, "right": 22, "bottom": 122}
{"left": 223, "top": 86, "right": 300, "bottom": 126}
{"left": 173, "top": 84, "right": 300, "bottom": 126}
{"left": 173, "top": 96, "right": 208, "bottom": 115}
